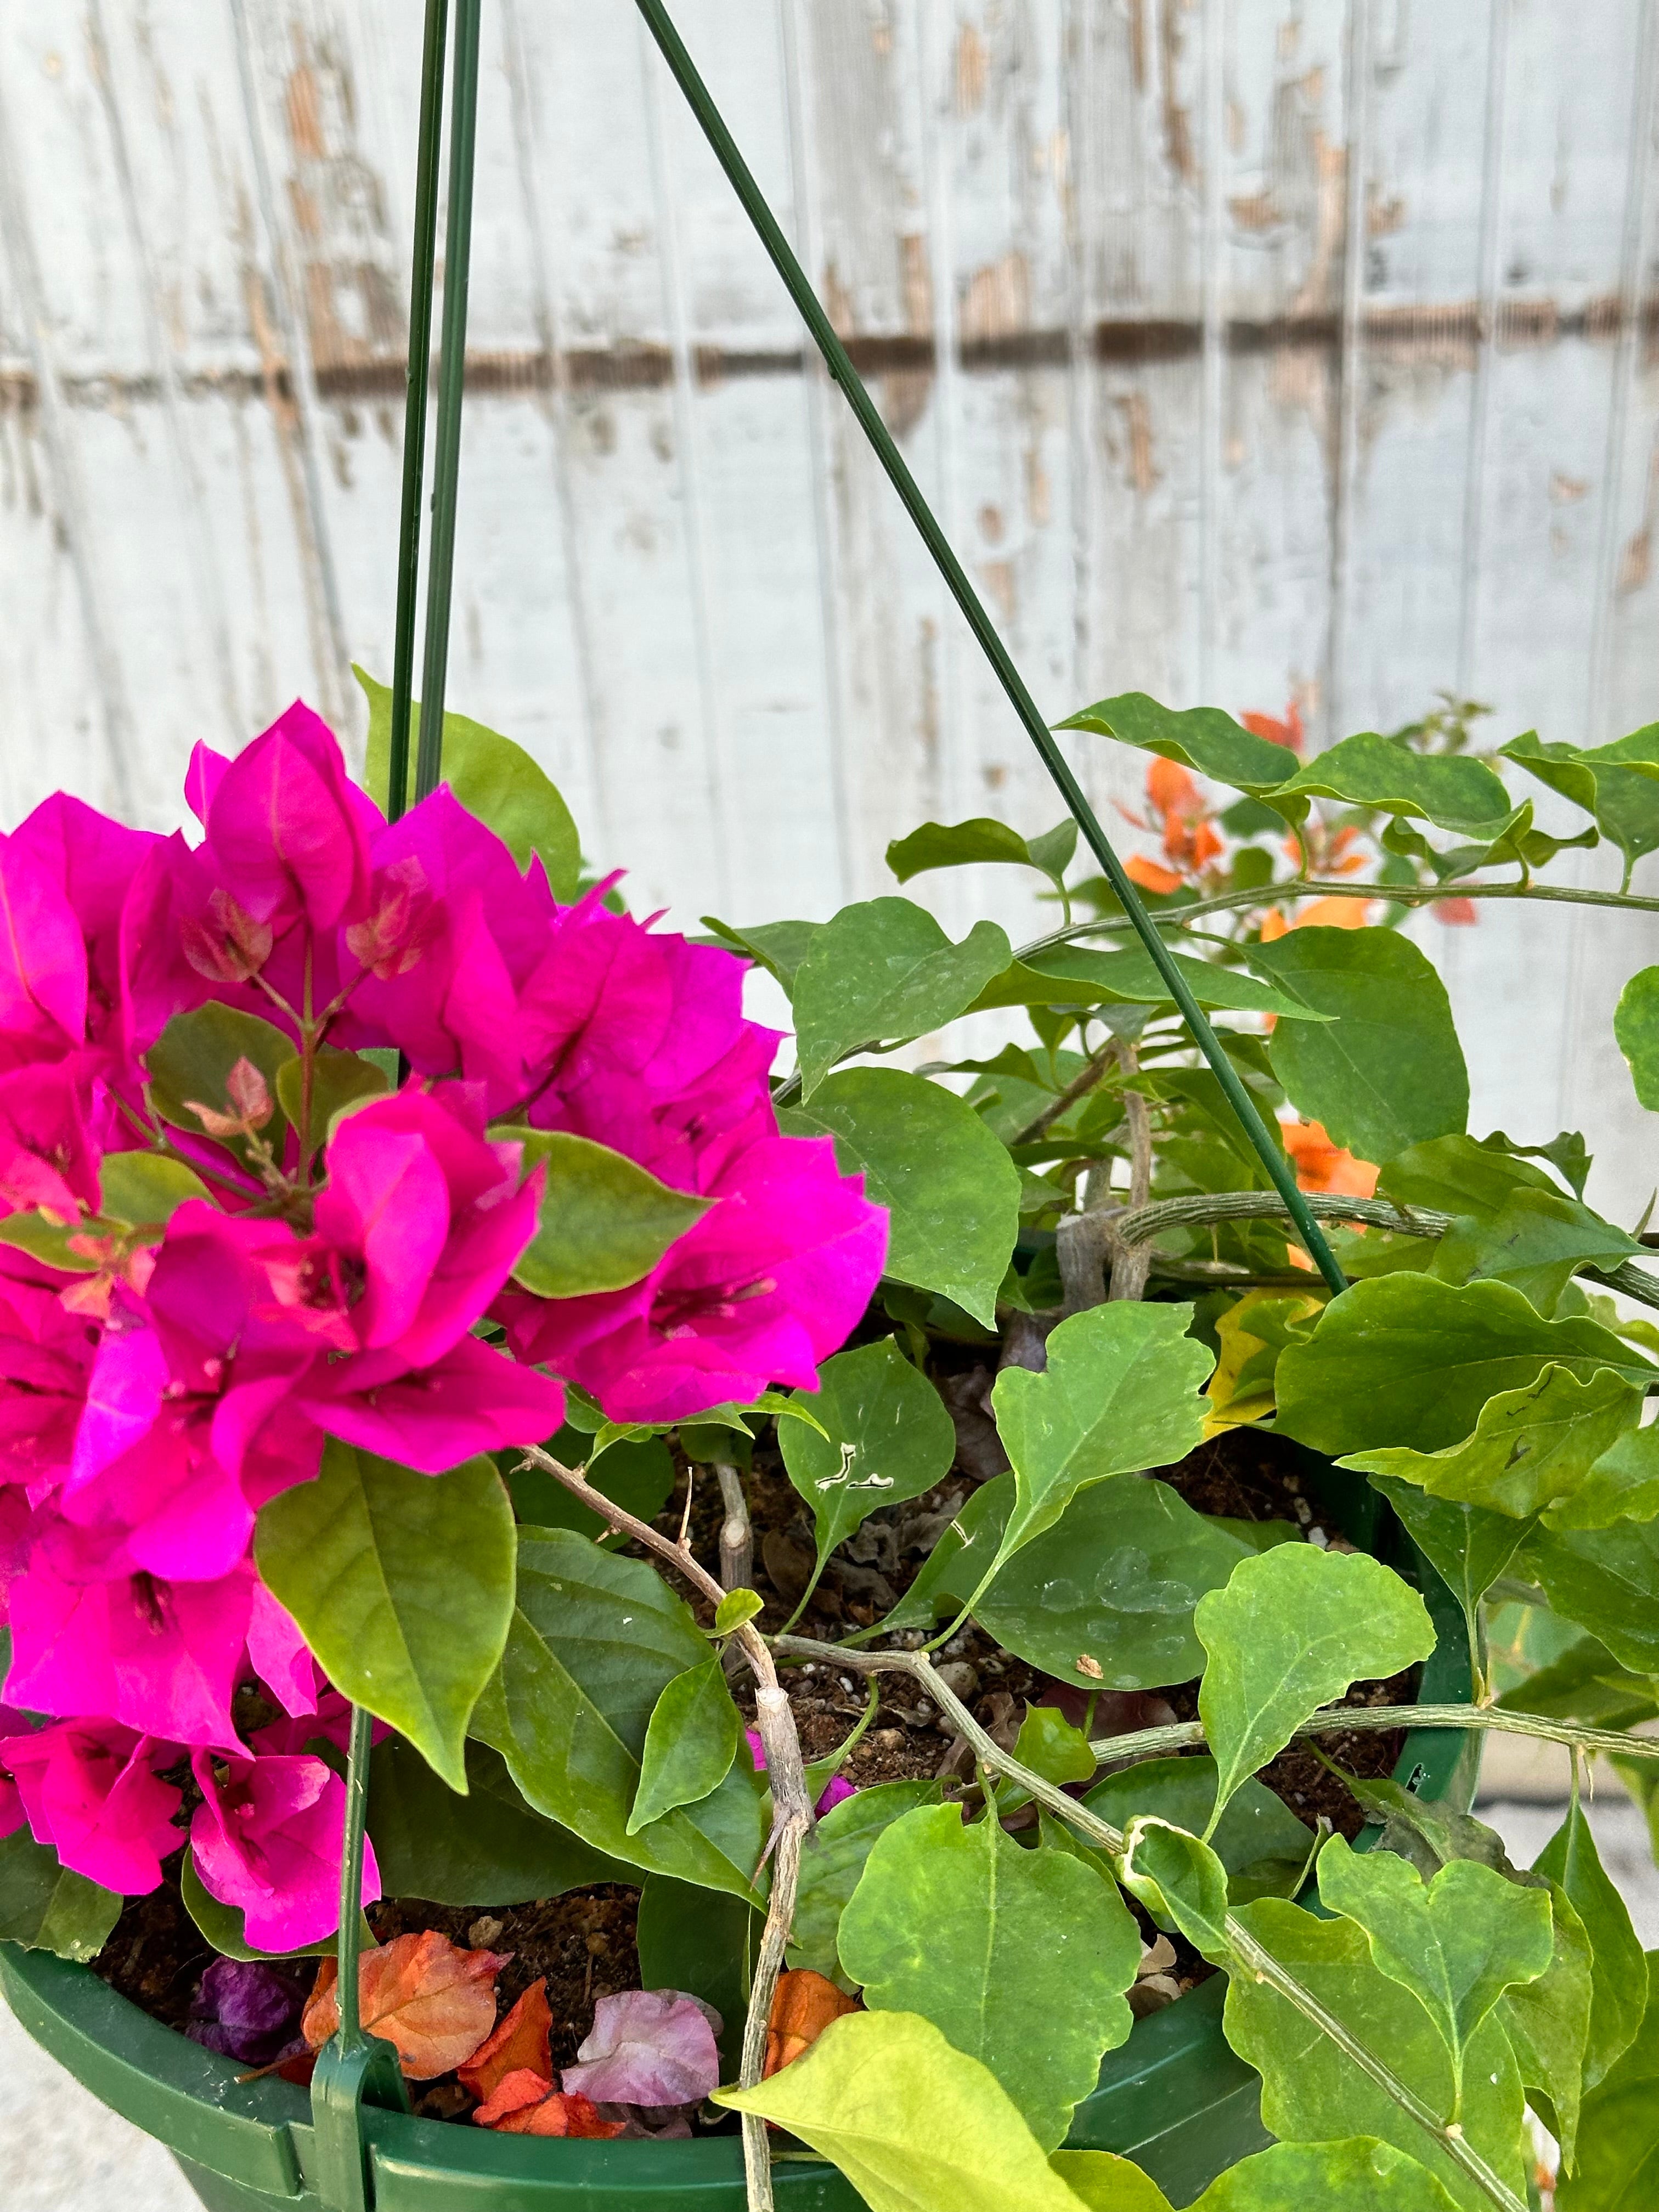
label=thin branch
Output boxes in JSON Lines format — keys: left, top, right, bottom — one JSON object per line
{"left": 1108, "top": 1041, "right": 1153, "bottom": 1302}
{"left": 774, "top": 1637, "right": 1523, "bottom": 2212}
{"left": 1087, "top": 1699, "right": 1659, "bottom": 1771}
{"left": 516, "top": 1446, "right": 808, "bottom": 2212}
{"left": 716, "top": 1463, "right": 754, "bottom": 1590}
{"left": 1009, "top": 1040, "right": 1116, "bottom": 1146}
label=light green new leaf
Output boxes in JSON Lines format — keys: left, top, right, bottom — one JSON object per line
{"left": 95, "top": 1152, "right": 213, "bottom": 1229}
{"left": 985, "top": 1302, "right": 1212, "bottom": 1585}
{"left": 791, "top": 899, "right": 1012, "bottom": 1098}
{"left": 1614, "top": 965, "right": 1659, "bottom": 1111}
{"left": 358, "top": 665, "right": 581, "bottom": 899}
{"left": 698, "top": 915, "right": 822, "bottom": 992}
{"left": 781, "top": 1337, "right": 956, "bottom": 1583}
{"left": 1501, "top": 1877, "right": 1594, "bottom": 2170}
{"left": 466, "top": 1529, "right": 763, "bottom": 1899}
{"left": 1058, "top": 692, "right": 1300, "bottom": 798}
{"left": 789, "top": 1779, "right": 943, "bottom": 1980}
{"left": 1519, "top": 1520, "right": 1659, "bottom": 1675}
{"left": 717, "top": 2010, "right": 1096, "bottom": 2212}
{"left": 255, "top": 1441, "right": 515, "bottom": 1790}
{"left": 1251, "top": 927, "right": 1469, "bottom": 1165}
{"left": 503, "top": 1127, "right": 711, "bottom": 1299}
{"left": 145, "top": 1002, "right": 296, "bottom": 1168}
{"left": 1431, "top": 1187, "right": 1644, "bottom": 1316}
{"left": 970, "top": 942, "right": 1329, "bottom": 1023}
{"left": 628, "top": 1657, "right": 741, "bottom": 1833}
{"left": 1012, "top": 1706, "right": 1098, "bottom": 1787}
{"left": 1119, "top": 1817, "right": 1232, "bottom": 1963}
{"left": 1556, "top": 1953, "right": 1659, "bottom": 2210}
{"left": 1049, "top": 2149, "right": 1174, "bottom": 2210}
{"left": 1223, "top": 1899, "right": 1530, "bottom": 2211}
{"left": 838, "top": 1805, "right": 1142, "bottom": 2152}
{"left": 274, "top": 1047, "right": 388, "bottom": 1152}
{"left": 886, "top": 815, "right": 1078, "bottom": 893}
{"left": 1317, "top": 1834, "right": 1553, "bottom": 2112}
{"left": 1502, "top": 727, "right": 1659, "bottom": 888}
{"left": 1192, "top": 2140, "right": 1461, "bottom": 2211}
{"left": 1365, "top": 1477, "right": 1535, "bottom": 1688}
{"left": 1340, "top": 1365, "right": 1641, "bottom": 1522}
{"left": 1195, "top": 1545, "right": 1436, "bottom": 1825}
{"left": 368, "top": 1739, "right": 630, "bottom": 1905}
{"left": 1276, "top": 1273, "right": 1654, "bottom": 1458}
{"left": 1534, "top": 1793, "right": 1650, "bottom": 2090}
{"left": 0, "top": 1832, "right": 121, "bottom": 1961}
{"left": 714, "top": 1588, "right": 764, "bottom": 1634}
{"left": 780, "top": 1068, "right": 1020, "bottom": 1326}
{"left": 975, "top": 1476, "right": 1254, "bottom": 1690}
{"left": 1084, "top": 1758, "right": 1314, "bottom": 1906}
{"left": 1273, "top": 732, "right": 1513, "bottom": 834}
{"left": 1558, "top": 1421, "right": 1659, "bottom": 1531}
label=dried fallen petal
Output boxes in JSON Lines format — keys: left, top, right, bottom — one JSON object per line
{"left": 763, "top": 1969, "right": 860, "bottom": 2078}
{"left": 562, "top": 1988, "right": 723, "bottom": 2108}
{"left": 458, "top": 1978, "right": 553, "bottom": 2102}
{"left": 485, "top": 2083, "right": 627, "bottom": 2139}
{"left": 303, "top": 1932, "right": 511, "bottom": 2080}
{"left": 472, "top": 2067, "right": 552, "bottom": 2129}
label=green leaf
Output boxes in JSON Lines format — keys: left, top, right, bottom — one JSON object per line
{"left": 1316, "top": 1833, "right": 1553, "bottom": 2112}
{"left": 1223, "top": 1899, "right": 1530, "bottom": 2211}
{"left": 1519, "top": 1520, "right": 1659, "bottom": 1674}
{"left": 1430, "top": 1188, "right": 1643, "bottom": 1316}
{"left": 1250, "top": 928, "right": 1468, "bottom": 1166}
{"left": 1365, "top": 1479, "right": 1534, "bottom": 1681}
{"left": 467, "top": 1529, "right": 763, "bottom": 1899}
{"left": 635, "top": 1876, "right": 760, "bottom": 2075}
{"left": 984, "top": 1302, "right": 1212, "bottom": 1583}
{"left": 1340, "top": 1365, "right": 1641, "bottom": 1522}
{"left": 503, "top": 1425, "right": 675, "bottom": 1542}
{"left": 1012, "top": 1706, "right": 1097, "bottom": 1787}
{"left": 1377, "top": 1132, "right": 1564, "bottom": 1220}
{"left": 714, "top": 1588, "right": 764, "bottom": 1634}
{"left": 1533, "top": 1793, "right": 1650, "bottom": 2090}
{"left": 357, "top": 665, "right": 581, "bottom": 900}
{"left": 1119, "top": 1817, "right": 1232, "bottom": 1963}
{"left": 1501, "top": 1877, "right": 1594, "bottom": 2170}
{"left": 970, "top": 943, "right": 1329, "bottom": 1023}
{"left": 1195, "top": 1545, "right": 1437, "bottom": 1826}
{"left": 1057, "top": 692, "right": 1299, "bottom": 797}
{"left": 789, "top": 1779, "right": 943, "bottom": 1980}
{"left": 887, "top": 816, "right": 1079, "bottom": 891}
{"left": 255, "top": 1440, "right": 516, "bottom": 1790}
{"left": 1273, "top": 733, "right": 1513, "bottom": 834}
{"left": 96, "top": 1152, "right": 213, "bottom": 1228}
{"left": 274, "top": 1047, "right": 388, "bottom": 1152}
{"left": 1276, "top": 1274, "right": 1654, "bottom": 1458}
{"left": 699, "top": 915, "right": 822, "bottom": 992}
{"left": 1499, "top": 1633, "right": 1659, "bottom": 1731}
{"left": 1614, "top": 966, "right": 1659, "bottom": 1111}
{"left": 1556, "top": 1954, "right": 1659, "bottom": 2209}
{"left": 1556, "top": 1421, "right": 1659, "bottom": 1532}
{"left": 1192, "top": 2140, "right": 1462, "bottom": 2211}
{"left": 504, "top": 1127, "right": 711, "bottom": 1299}
{"left": 368, "top": 1737, "right": 629, "bottom": 1905}
{"left": 780, "top": 1338, "right": 956, "bottom": 1585}
{"left": 717, "top": 2008, "right": 1097, "bottom": 2212}
{"left": 1502, "top": 728, "right": 1659, "bottom": 888}
{"left": 1049, "top": 2149, "right": 1174, "bottom": 2211}
{"left": 0, "top": 1831, "right": 121, "bottom": 1961}
{"left": 179, "top": 1849, "right": 373, "bottom": 1962}
{"left": 879, "top": 1472, "right": 1012, "bottom": 1635}
{"left": 628, "top": 1657, "right": 741, "bottom": 1833}
{"left": 838, "top": 1804, "right": 1142, "bottom": 2152}
{"left": 1342, "top": 1775, "right": 1520, "bottom": 1883}
{"left": 780, "top": 1068, "right": 1020, "bottom": 1327}
{"left": 791, "top": 899, "right": 1013, "bottom": 1099}
{"left": 145, "top": 1002, "right": 296, "bottom": 1167}
{"left": 1083, "top": 1758, "right": 1314, "bottom": 1906}
{"left": 976, "top": 1476, "right": 1254, "bottom": 1691}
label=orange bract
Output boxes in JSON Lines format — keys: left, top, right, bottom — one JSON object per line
{"left": 1282, "top": 1118, "right": 1378, "bottom": 1198}
{"left": 1240, "top": 702, "right": 1305, "bottom": 753}
{"left": 475, "top": 2075, "right": 627, "bottom": 2138}
{"left": 1124, "top": 855, "right": 1187, "bottom": 895}
{"left": 303, "top": 1932, "right": 511, "bottom": 2080}
{"left": 458, "top": 1977, "right": 553, "bottom": 2101}
{"left": 764, "top": 1969, "right": 860, "bottom": 2078}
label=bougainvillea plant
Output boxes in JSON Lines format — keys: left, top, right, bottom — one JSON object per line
{"left": 7, "top": 679, "right": 1659, "bottom": 2212}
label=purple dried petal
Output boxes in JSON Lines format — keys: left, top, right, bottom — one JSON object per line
{"left": 187, "top": 1957, "right": 309, "bottom": 2066}
{"left": 562, "top": 1988, "right": 722, "bottom": 2107}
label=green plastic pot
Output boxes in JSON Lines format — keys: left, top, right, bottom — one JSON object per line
{"left": 0, "top": 1460, "right": 1479, "bottom": 2212}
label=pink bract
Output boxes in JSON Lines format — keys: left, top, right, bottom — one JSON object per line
{"left": 560, "top": 1989, "right": 723, "bottom": 2107}
{"left": 0, "top": 1717, "right": 182, "bottom": 1894}
{"left": 190, "top": 1749, "right": 379, "bottom": 1953}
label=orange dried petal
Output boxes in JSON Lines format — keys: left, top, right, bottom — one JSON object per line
{"left": 302, "top": 1933, "right": 511, "bottom": 2081}
{"left": 763, "top": 1970, "right": 859, "bottom": 2079}
{"left": 458, "top": 1978, "right": 552, "bottom": 2100}
{"left": 473, "top": 2068, "right": 554, "bottom": 2129}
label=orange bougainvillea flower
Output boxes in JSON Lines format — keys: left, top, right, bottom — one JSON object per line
{"left": 1434, "top": 896, "right": 1478, "bottom": 926}
{"left": 458, "top": 1978, "right": 553, "bottom": 2102}
{"left": 1125, "top": 854, "right": 1187, "bottom": 895}
{"left": 764, "top": 1970, "right": 860, "bottom": 2078}
{"left": 1282, "top": 1118, "right": 1378, "bottom": 1197}
{"left": 1260, "top": 896, "right": 1373, "bottom": 945}
{"left": 473, "top": 2074, "right": 626, "bottom": 2138}
{"left": 303, "top": 1932, "right": 511, "bottom": 2081}
{"left": 1242, "top": 702, "right": 1305, "bottom": 753}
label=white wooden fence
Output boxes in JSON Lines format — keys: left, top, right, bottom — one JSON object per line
{"left": 2, "top": 3, "right": 1657, "bottom": 1206}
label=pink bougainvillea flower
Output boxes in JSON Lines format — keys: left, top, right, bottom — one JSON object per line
{"left": 499, "top": 1131, "right": 886, "bottom": 1424}
{"left": 293, "top": 1333, "right": 565, "bottom": 1472}
{"left": 0, "top": 833, "right": 93, "bottom": 1070}
{"left": 0, "top": 1716, "right": 182, "bottom": 1893}
{"left": 246, "top": 1582, "right": 319, "bottom": 1722}
{"left": 195, "top": 704, "right": 377, "bottom": 936}
{"left": 744, "top": 1729, "right": 856, "bottom": 1818}
{"left": 0, "top": 1060, "right": 102, "bottom": 1218}
{"left": 0, "top": 1249, "right": 100, "bottom": 1502}
{"left": 6, "top": 1546, "right": 257, "bottom": 1750}
{"left": 190, "top": 1748, "right": 379, "bottom": 1953}
{"left": 560, "top": 1989, "right": 723, "bottom": 2107}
